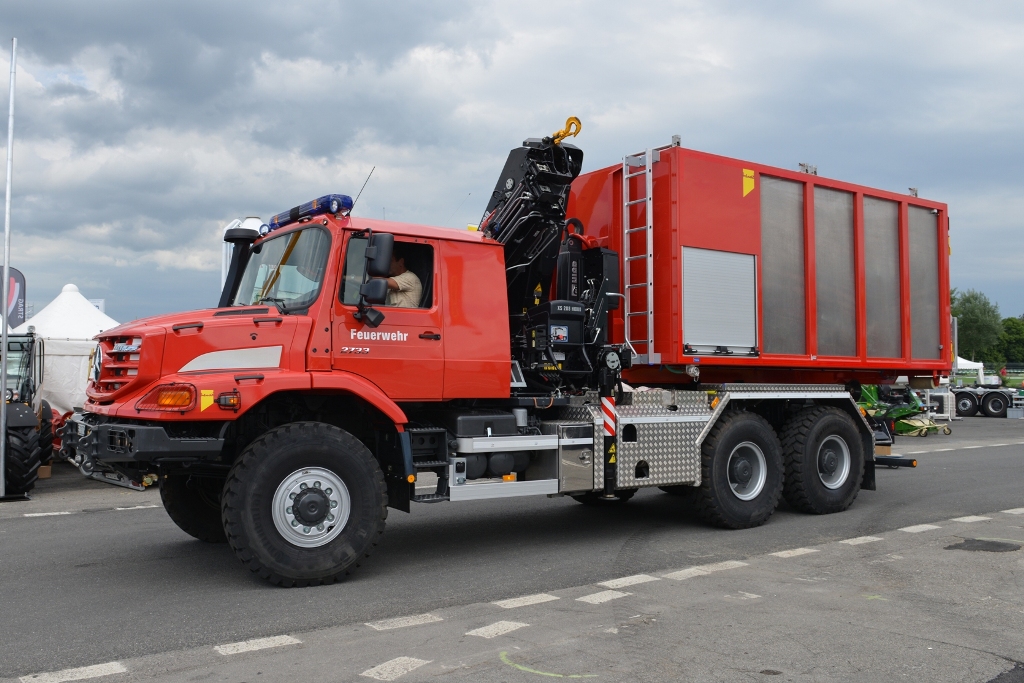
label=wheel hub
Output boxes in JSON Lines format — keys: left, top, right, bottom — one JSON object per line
{"left": 819, "top": 449, "right": 839, "bottom": 477}
{"left": 730, "top": 457, "right": 753, "bottom": 486}
{"left": 271, "top": 467, "right": 351, "bottom": 549}
{"left": 292, "top": 488, "right": 330, "bottom": 525}
{"left": 726, "top": 442, "right": 767, "bottom": 501}
{"left": 816, "top": 435, "right": 851, "bottom": 490}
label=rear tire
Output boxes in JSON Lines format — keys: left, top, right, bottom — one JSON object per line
{"left": 159, "top": 474, "right": 227, "bottom": 543}
{"left": 954, "top": 393, "right": 978, "bottom": 417}
{"left": 780, "top": 407, "right": 864, "bottom": 515}
{"left": 4, "top": 425, "right": 41, "bottom": 495}
{"left": 982, "top": 392, "right": 1008, "bottom": 418}
{"left": 695, "top": 411, "right": 783, "bottom": 529}
{"left": 222, "top": 422, "right": 388, "bottom": 587}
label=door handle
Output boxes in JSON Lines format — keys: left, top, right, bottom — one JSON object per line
{"left": 419, "top": 332, "right": 441, "bottom": 340}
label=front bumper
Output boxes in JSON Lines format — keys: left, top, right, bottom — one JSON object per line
{"left": 61, "top": 413, "right": 225, "bottom": 464}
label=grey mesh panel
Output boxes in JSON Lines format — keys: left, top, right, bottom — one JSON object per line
{"left": 863, "top": 197, "right": 902, "bottom": 358}
{"left": 814, "top": 187, "right": 856, "bottom": 357}
{"left": 760, "top": 176, "right": 805, "bottom": 354}
{"left": 909, "top": 206, "right": 941, "bottom": 359}
{"left": 682, "top": 247, "right": 757, "bottom": 348}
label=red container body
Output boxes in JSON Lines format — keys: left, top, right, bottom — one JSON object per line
{"left": 568, "top": 146, "right": 952, "bottom": 386}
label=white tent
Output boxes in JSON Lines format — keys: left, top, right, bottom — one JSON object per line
{"left": 14, "top": 284, "right": 119, "bottom": 413}
{"left": 955, "top": 356, "right": 984, "bottom": 370}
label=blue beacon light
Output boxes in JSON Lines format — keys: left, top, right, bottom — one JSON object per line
{"left": 268, "top": 194, "right": 354, "bottom": 231}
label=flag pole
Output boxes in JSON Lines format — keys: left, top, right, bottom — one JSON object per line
{"left": 1, "top": 37, "right": 18, "bottom": 498}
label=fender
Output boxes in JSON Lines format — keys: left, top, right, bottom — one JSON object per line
{"left": 310, "top": 371, "right": 408, "bottom": 427}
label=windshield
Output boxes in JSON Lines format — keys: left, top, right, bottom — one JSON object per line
{"left": 232, "top": 227, "right": 331, "bottom": 311}
{"left": 5, "top": 339, "right": 32, "bottom": 401}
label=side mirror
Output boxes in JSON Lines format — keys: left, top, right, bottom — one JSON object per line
{"left": 365, "top": 233, "right": 394, "bottom": 278}
{"left": 359, "top": 278, "right": 389, "bottom": 305}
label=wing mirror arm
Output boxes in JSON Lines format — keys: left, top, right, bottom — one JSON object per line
{"left": 353, "top": 229, "right": 394, "bottom": 328}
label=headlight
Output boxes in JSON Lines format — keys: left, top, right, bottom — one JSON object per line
{"left": 135, "top": 384, "right": 197, "bottom": 412}
{"left": 4, "top": 388, "right": 12, "bottom": 401}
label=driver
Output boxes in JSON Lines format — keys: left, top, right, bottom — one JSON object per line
{"left": 385, "top": 243, "right": 422, "bottom": 308}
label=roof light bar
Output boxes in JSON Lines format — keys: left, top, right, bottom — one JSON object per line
{"left": 268, "top": 194, "right": 354, "bottom": 231}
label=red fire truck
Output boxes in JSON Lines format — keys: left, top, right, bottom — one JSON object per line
{"left": 62, "top": 121, "right": 950, "bottom": 585}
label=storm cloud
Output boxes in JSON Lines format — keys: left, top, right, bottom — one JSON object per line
{"left": 1, "top": 0, "right": 1022, "bottom": 322}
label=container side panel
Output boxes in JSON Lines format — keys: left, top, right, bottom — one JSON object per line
{"left": 909, "top": 206, "right": 941, "bottom": 359}
{"left": 814, "top": 187, "right": 856, "bottom": 356}
{"left": 863, "top": 196, "right": 902, "bottom": 358}
{"left": 682, "top": 247, "right": 756, "bottom": 349}
{"left": 760, "top": 176, "right": 805, "bottom": 355}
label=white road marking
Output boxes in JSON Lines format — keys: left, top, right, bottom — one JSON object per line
{"left": 23, "top": 511, "right": 73, "bottom": 517}
{"left": 598, "top": 574, "right": 660, "bottom": 589}
{"left": 360, "top": 657, "right": 431, "bottom": 681}
{"left": 899, "top": 524, "right": 942, "bottom": 533}
{"left": 214, "top": 635, "right": 301, "bottom": 655}
{"left": 839, "top": 536, "right": 883, "bottom": 545}
{"left": 771, "top": 548, "right": 819, "bottom": 558}
{"left": 493, "top": 593, "right": 559, "bottom": 609}
{"left": 465, "top": 621, "right": 528, "bottom": 639}
{"left": 951, "top": 516, "right": 991, "bottom": 523}
{"left": 725, "top": 591, "right": 761, "bottom": 600}
{"left": 963, "top": 446, "right": 984, "bottom": 449}
{"left": 366, "top": 614, "right": 442, "bottom": 631}
{"left": 114, "top": 505, "right": 159, "bottom": 511}
{"left": 904, "top": 450, "right": 926, "bottom": 454}
{"left": 577, "top": 590, "right": 631, "bottom": 604}
{"left": 663, "top": 560, "right": 748, "bottom": 580}
{"left": 931, "top": 448, "right": 954, "bottom": 452}
{"left": 1003, "top": 508, "right": 1024, "bottom": 515}
{"left": 19, "top": 661, "right": 126, "bottom": 683}
{"left": 989, "top": 443, "right": 1009, "bottom": 447}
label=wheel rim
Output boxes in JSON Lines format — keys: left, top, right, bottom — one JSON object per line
{"left": 271, "top": 467, "right": 351, "bottom": 548}
{"left": 990, "top": 398, "right": 1005, "bottom": 412}
{"left": 727, "top": 441, "right": 767, "bottom": 501}
{"left": 957, "top": 397, "right": 973, "bottom": 413}
{"left": 817, "top": 435, "right": 851, "bottom": 490}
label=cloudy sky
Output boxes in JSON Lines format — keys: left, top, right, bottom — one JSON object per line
{"left": 1, "top": 0, "right": 1022, "bottom": 323}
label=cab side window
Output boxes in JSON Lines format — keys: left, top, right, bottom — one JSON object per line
{"left": 340, "top": 237, "right": 434, "bottom": 309}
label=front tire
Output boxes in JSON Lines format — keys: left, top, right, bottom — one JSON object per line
{"left": 4, "top": 425, "right": 42, "bottom": 495}
{"left": 954, "top": 393, "right": 978, "bottom": 417}
{"left": 695, "top": 411, "right": 783, "bottom": 529}
{"left": 38, "top": 406, "right": 54, "bottom": 466}
{"left": 780, "top": 407, "right": 864, "bottom": 514}
{"left": 222, "top": 422, "right": 387, "bottom": 587}
{"left": 159, "top": 474, "right": 227, "bottom": 543}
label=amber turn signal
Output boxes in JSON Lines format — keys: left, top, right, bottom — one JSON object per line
{"left": 406, "top": 474, "right": 416, "bottom": 483}
{"left": 216, "top": 390, "right": 242, "bottom": 411}
{"left": 135, "top": 383, "right": 197, "bottom": 411}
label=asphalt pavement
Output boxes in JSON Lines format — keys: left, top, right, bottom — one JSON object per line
{"left": 1, "top": 416, "right": 1022, "bottom": 682}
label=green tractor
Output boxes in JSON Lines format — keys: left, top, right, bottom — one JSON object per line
{"left": 2, "top": 332, "right": 53, "bottom": 496}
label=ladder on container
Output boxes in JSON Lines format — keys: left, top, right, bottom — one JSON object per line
{"left": 622, "top": 136, "right": 678, "bottom": 365}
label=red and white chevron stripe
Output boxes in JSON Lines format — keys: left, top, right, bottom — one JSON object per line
{"left": 601, "top": 396, "right": 616, "bottom": 437}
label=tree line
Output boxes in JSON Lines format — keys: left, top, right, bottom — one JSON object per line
{"left": 952, "top": 289, "right": 1024, "bottom": 365}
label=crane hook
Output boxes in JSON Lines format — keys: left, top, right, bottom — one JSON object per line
{"left": 551, "top": 116, "right": 582, "bottom": 145}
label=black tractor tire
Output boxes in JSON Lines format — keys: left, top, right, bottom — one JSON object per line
{"left": 694, "top": 411, "right": 783, "bottom": 529}
{"left": 159, "top": 474, "right": 228, "bottom": 543}
{"left": 38, "top": 406, "right": 54, "bottom": 466}
{"left": 222, "top": 422, "right": 388, "bottom": 587}
{"left": 4, "top": 425, "right": 42, "bottom": 495}
{"left": 780, "top": 407, "right": 864, "bottom": 515}
{"left": 954, "top": 392, "right": 978, "bottom": 417}
{"left": 571, "top": 489, "right": 636, "bottom": 505}
{"left": 982, "top": 392, "right": 1008, "bottom": 418}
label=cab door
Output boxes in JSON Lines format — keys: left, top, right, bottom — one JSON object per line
{"left": 332, "top": 232, "right": 444, "bottom": 400}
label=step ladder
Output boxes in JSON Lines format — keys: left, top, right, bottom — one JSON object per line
{"left": 622, "top": 136, "right": 678, "bottom": 364}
